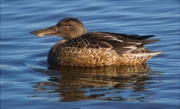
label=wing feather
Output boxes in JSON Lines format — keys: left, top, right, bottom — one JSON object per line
{"left": 63, "top": 32, "right": 159, "bottom": 54}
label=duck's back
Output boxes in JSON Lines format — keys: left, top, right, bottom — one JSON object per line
{"left": 48, "top": 32, "right": 161, "bottom": 66}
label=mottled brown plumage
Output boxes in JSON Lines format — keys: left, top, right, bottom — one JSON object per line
{"left": 31, "top": 17, "right": 161, "bottom": 66}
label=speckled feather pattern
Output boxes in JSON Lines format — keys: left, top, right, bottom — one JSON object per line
{"left": 47, "top": 32, "right": 161, "bottom": 66}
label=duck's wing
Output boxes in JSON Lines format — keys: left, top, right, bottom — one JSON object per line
{"left": 101, "top": 32, "right": 160, "bottom": 44}
{"left": 64, "top": 32, "right": 144, "bottom": 54}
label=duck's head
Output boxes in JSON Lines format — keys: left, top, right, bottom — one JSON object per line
{"left": 30, "top": 17, "right": 87, "bottom": 39}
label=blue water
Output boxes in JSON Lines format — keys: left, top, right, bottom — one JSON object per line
{"left": 1, "top": 0, "right": 180, "bottom": 109}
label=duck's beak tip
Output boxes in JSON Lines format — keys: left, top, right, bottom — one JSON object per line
{"left": 30, "top": 30, "right": 44, "bottom": 37}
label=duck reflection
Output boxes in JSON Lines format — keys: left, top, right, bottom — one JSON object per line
{"left": 32, "top": 64, "right": 160, "bottom": 102}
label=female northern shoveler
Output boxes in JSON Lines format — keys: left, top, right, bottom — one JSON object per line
{"left": 30, "top": 17, "right": 161, "bottom": 66}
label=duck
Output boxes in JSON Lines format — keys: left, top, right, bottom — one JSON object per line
{"left": 30, "top": 17, "right": 161, "bottom": 66}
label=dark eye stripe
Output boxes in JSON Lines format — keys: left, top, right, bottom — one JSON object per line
{"left": 64, "top": 23, "right": 69, "bottom": 26}
{"left": 57, "top": 23, "right": 61, "bottom": 27}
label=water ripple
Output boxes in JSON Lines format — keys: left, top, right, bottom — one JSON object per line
{"left": 16, "top": 50, "right": 48, "bottom": 70}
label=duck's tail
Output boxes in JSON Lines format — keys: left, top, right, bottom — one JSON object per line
{"left": 130, "top": 35, "right": 160, "bottom": 45}
{"left": 141, "top": 39, "right": 160, "bottom": 45}
{"left": 131, "top": 51, "right": 162, "bottom": 57}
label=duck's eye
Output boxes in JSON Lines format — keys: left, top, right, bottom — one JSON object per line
{"left": 63, "top": 23, "right": 70, "bottom": 26}
{"left": 57, "top": 23, "right": 61, "bottom": 27}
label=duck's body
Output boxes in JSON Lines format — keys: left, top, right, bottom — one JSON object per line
{"left": 31, "top": 17, "right": 161, "bottom": 66}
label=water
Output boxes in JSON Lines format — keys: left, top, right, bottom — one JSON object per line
{"left": 1, "top": 0, "right": 180, "bottom": 109}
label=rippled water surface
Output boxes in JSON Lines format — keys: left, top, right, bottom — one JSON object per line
{"left": 1, "top": 0, "right": 180, "bottom": 109}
